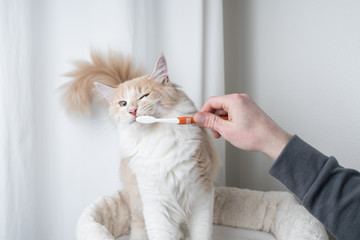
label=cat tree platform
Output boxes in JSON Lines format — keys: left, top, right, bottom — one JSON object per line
{"left": 76, "top": 186, "right": 329, "bottom": 240}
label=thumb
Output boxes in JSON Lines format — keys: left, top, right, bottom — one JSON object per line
{"left": 194, "top": 112, "right": 225, "bottom": 133}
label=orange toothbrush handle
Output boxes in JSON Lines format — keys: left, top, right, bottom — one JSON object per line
{"left": 177, "top": 117, "right": 195, "bottom": 124}
{"left": 177, "top": 116, "right": 228, "bottom": 125}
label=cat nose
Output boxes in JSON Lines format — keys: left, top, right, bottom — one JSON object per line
{"left": 129, "top": 107, "right": 137, "bottom": 116}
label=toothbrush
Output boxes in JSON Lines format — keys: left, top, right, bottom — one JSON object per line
{"left": 136, "top": 116, "right": 228, "bottom": 125}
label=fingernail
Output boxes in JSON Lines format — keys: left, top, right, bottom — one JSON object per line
{"left": 194, "top": 112, "right": 206, "bottom": 125}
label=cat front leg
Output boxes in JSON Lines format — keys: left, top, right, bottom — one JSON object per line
{"left": 138, "top": 184, "right": 184, "bottom": 240}
{"left": 188, "top": 187, "right": 214, "bottom": 240}
{"left": 142, "top": 196, "right": 184, "bottom": 240}
{"left": 128, "top": 200, "right": 147, "bottom": 240}
{"left": 125, "top": 180, "right": 148, "bottom": 240}
{"left": 121, "top": 159, "right": 148, "bottom": 240}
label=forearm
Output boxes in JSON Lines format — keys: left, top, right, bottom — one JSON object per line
{"left": 269, "top": 135, "right": 360, "bottom": 240}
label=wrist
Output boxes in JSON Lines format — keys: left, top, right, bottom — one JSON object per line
{"left": 261, "top": 127, "right": 292, "bottom": 161}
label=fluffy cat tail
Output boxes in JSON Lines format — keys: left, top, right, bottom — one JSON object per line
{"left": 61, "top": 50, "right": 143, "bottom": 114}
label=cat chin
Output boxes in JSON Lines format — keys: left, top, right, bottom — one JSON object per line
{"left": 120, "top": 119, "right": 136, "bottom": 125}
{"left": 115, "top": 117, "right": 136, "bottom": 126}
{"left": 117, "top": 118, "right": 143, "bottom": 127}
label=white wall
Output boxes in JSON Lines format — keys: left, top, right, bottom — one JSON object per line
{"left": 224, "top": 0, "right": 360, "bottom": 191}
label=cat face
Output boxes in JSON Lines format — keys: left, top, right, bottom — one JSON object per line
{"left": 109, "top": 77, "right": 168, "bottom": 123}
{"left": 95, "top": 55, "right": 179, "bottom": 125}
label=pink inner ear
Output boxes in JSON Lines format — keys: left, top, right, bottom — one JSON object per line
{"left": 94, "top": 82, "right": 115, "bottom": 102}
{"left": 150, "top": 55, "right": 168, "bottom": 80}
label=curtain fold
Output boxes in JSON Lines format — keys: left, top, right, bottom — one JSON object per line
{"left": 200, "top": 0, "right": 226, "bottom": 186}
{"left": 0, "top": 0, "right": 35, "bottom": 239}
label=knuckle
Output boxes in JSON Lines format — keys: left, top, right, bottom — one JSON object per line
{"left": 241, "top": 93, "right": 251, "bottom": 99}
{"left": 207, "top": 95, "right": 216, "bottom": 102}
{"left": 232, "top": 93, "right": 242, "bottom": 98}
{"left": 233, "top": 93, "right": 245, "bottom": 103}
{"left": 205, "top": 115, "right": 218, "bottom": 131}
{"left": 232, "top": 93, "right": 251, "bottom": 105}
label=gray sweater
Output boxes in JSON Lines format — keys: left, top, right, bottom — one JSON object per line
{"left": 269, "top": 135, "right": 360, "bottom": 240}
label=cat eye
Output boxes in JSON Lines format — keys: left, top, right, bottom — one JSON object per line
{"left": 119, "top": 101, "right": 127, "bottom": 107}
{"left": 139, "top": 93, "right": 150, "bottom": 100}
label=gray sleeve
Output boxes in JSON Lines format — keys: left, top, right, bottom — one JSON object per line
{"left": 269, "top": 135, "right": 360, "bottom": 240}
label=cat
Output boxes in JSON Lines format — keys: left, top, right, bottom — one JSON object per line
{"left": 62, "top": 51, "right": 219, "bottom": 240}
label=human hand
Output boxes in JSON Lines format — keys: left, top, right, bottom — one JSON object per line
{"left": 194, "top": 94, "right": 292, "bottom": 160}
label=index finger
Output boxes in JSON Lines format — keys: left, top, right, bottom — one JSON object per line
{"left": 200, "top": 95, "right": 231, "bottom": 114}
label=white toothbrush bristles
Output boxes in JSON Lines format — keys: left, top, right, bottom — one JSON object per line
{"left": 136, "top": 116, "right": 180, "bottom": 124}
{"left": 136, "top": 116, "right": 157, "bottom": 124}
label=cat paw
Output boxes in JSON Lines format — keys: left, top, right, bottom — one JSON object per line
{"left": 129, "top": 230, "right": 148, "bottom": 240}
{"left": 177, "top": 231, "right": 186, "bottom": 240}
{"left": 129, "top": 236, "right": 147, "bottom": 240}
{"left": 129, "top": 237, "right": 147, "bottom": 240}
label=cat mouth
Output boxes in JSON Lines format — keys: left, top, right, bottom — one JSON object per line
{"left": 135, "top": 114, "right": 149, "bottom": 118}
{"left": 134, "top": 114, "right": 149, "bottom": 123}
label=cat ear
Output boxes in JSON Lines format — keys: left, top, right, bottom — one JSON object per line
{"left": 94, "top": 82, "right": 115, "bottom": 103}
{"left": 149, "top": 54, "right": 169, "bottom": 84}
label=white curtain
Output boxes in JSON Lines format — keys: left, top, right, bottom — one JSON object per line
{"left": 0, "top": 0, "right": 35, "bottom": 239}
{"left": 0, "top": 1, "right": 225, "bottom": 239}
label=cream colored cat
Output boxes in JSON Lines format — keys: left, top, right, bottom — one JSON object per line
{"left": 62, "top": 51, "right": 219, "bottom": 240}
